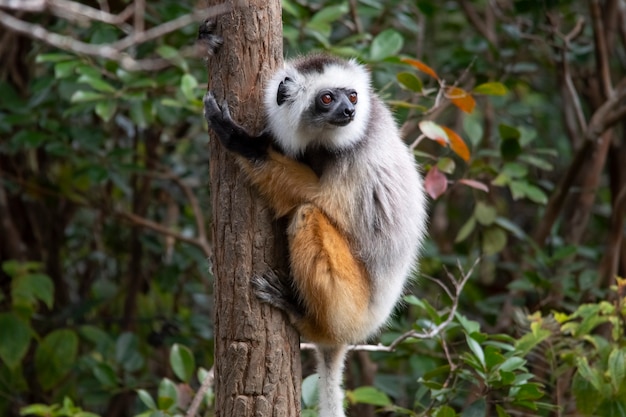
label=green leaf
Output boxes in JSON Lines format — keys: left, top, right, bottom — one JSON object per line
{"left": 71, "top": 91, "right": 106, "bottom": 103}
{"left": 77, "top": 74, "right": 116, "bottom": 93}
{"left": 0, "top": 312, "right": 32, "bottom": 369}
{"left": 116, "top": 332, "right": 144, "bottom": 372}
{"left": 397, "top": 72, "right": 423, "bottom": 92}
{"left": 157, "top": 378, "right": 178, "bottom": 411}
{"left": 608, "top": 348, "right": 626, "bottom": 393}
{"left": 11, "top": 272, "right": 54, "bottom": 310}
{"left": 461, "top": 398, "right": 487, "bottom": 417}
{"left": 596, "top": 399, "right": 626, "bottom": 417}
{"left": 498, "top": 356, "right": 526, "bottom": 373}
{"left": 573, "top": 372, "right": 602, "bottom": 414}
{"left": 93, "top": 363, "right": 118, "bottom": 388}
{"left": 19, "top": 404, "right": 56, "bottom": 416}
{"left": 465, "top": 333, "right": 486, "bottom": 370}
{"left": 456, "top": 313, "right": 481, "bottom": 334}
{"left": 36, "top": 53, "right": 75, "bottom": 63}
{"left": 309, "top": 3, "right": 349, "bottom": 26}
{"left": 500, "top": 137, "right": 521, "bottom": 161}
{"left": 170, "top": 344, "right": 195, "bottom": 383}
{"left": 54, "top": 60, "right": 80, "bottom": 78}
{"left": 455, "top": 216, "right": 476, "bottom": 243}
{"left": 498, "top": 124, "right": 521, "bottom": 141}
{"left": 437, "top": 157, "right": 456, "bottom": 174}
{"left": 137, "top": 389, "right": 158, "bottom": 410}
{"left": 484, "top": 345, "right": 505, "bottom": 371}
{"left": 482, "top": 227, "right": 507, "bottom": 255}
{"left": 508, "top": 181, "right": 547, "bottom": 204}
{"left": 515, "top": 383, "right": 544, "bottom": 400}
{"left": 473, "top": 82, "right": 508, "bottom": 95}
{"left": 576, "top": 356, "right": 604, "bottom": 392}
{"left": 35, "top": 329, "right": 78, "bottom": 390}
{"left": 474, "top": 202, "right": 497, "bottom": 226}
{"left": 370, "top": 29, "right": 404, "bottom": 61}
{"left": 95, "top": 101, "right": 117, "bottom": 122}
{"left": 348, "top": 386, "right": 392, "bottom": 406}
{"left": 180, "top": 74, "right": 199, "bottom": 102}
{"left": 501, "top": 162, "right": 528, "bottom": 178}
{"left": 495, "top": 404, "right": 511, "bottom": 417}
{"left": 435, "top": 405, "right": 457, "bottom": 417}
{"left": 301, "top": 373, "right": 319, "bottom": 408}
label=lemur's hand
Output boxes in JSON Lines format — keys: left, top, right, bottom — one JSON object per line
{"left": 203, "top": 91, "right": 271, "bottom": 161}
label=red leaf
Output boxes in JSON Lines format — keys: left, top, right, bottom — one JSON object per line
{"left": 424, "top": 166, "right": 448, "bottom": 199}
{"left": 445, "top": 86, "right": 476, "bottom": 114}
{"left": 402, "top": 58, "right": 439, "bottom": 80}
{"left": 441, "top": 126, "right": 471, "bottom": 162}
{"left": 457, "top": 179, "right": 489, "bottom": 193}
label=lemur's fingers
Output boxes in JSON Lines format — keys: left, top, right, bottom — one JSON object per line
{"left": 203, "top": 92, "right": 221, "bottom": 123}
{"left": 220, "top": 99, "right": 234, "bottom": 121}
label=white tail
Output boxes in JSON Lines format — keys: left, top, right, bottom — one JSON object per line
{"left": 316, "top": 345, "right": 348, "bottom": 417}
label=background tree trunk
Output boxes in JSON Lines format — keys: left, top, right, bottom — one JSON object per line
{"left": 204, "top": 1, "right": 302, "bottom": 416}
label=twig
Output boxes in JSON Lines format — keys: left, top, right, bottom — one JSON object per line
{"left": 0, "top": 3, "right": 231, "bottom": 71}
{"left": 458, "top": 0, "right": 497, "bottom": 46}
{"left": 0, "top": 0, "right": 44, "bottom": 11}
{"left": 301, "top": 259, "right": 479, "bottom": 354}
{"left": 142, "top": 169, "right": 209, "bottom": 246}
{"left": 185, "top": 366, "right": 214, "bottom": 417}
{"left": 114, "top": 209, "right": 212, "bottom": 257}
{"left": 590, "top": 0, "right": 613, "bottom": 98}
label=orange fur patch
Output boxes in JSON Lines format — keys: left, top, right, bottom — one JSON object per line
{"left": 288, "top": 204, "right": 370, "bottom": 344}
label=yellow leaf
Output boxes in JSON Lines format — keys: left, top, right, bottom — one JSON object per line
{"left": 445, "top": 86, "right": 476, "bottom": 114}
{"left": 402, "top": 58, "right": 439, "bottom": 80}
{"left": 441, "top": 126, "right": 471, "bottom": 161}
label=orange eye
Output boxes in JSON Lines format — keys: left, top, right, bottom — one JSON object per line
{"left": 349, "top": 92, "right": 358, "bottom": 104}
{"left": 321, "top": 93, "right": 332, "bottom": 105}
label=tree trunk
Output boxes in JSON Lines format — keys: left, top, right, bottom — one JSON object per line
{"left": 204, "top": 2, "right": 302, "bottom": 417}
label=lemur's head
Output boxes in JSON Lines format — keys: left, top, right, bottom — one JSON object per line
{"left": 264, "top": 54, "right": 372, "bottom": 157}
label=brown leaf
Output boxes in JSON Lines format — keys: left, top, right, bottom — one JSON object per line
{"left": 402, "top": 58, "right": 439, "bottom": 80}
{"left": 441, "top": 126, "right": 471, "bottom": 162}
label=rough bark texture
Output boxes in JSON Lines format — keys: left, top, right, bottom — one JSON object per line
{"left": 204, "top": 1, "right": 302, "bottom": 417}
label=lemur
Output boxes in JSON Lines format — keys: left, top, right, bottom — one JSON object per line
{"left": 204, "top": 53, "right": 428, "bottom": 417}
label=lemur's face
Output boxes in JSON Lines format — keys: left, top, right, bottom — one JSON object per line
{"left": 313, "top": 88, "right": 357, "bottom": 127}
{"left": 275, "top": 77, "right": 358, "bottom": 128}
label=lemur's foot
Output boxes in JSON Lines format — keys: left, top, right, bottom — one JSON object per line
{"left": 252, "top": 271, "right": 304, "bottom": 320}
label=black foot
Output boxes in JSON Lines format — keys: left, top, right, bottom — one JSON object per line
{"left": 252, "top": 271, "right": 304, "bottom": 319}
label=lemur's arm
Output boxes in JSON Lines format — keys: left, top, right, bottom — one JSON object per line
{"left": 204, "top": 92, "right": 320, "bottom": 217}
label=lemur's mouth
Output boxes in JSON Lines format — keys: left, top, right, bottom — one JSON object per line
{"left": 328, "top": 117, "right": 354, "bottom": 127}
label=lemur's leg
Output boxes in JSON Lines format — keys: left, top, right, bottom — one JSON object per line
{"left": 286, "top": 204, "right": 370, "bottom": 345}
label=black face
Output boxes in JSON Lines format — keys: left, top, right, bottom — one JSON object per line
{"left": 311, "top": 88, "right": 358, "bottom": 127}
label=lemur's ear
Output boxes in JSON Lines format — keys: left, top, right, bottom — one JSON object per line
{"left": 277, "top": 77, "right": 293, "bottom": 106}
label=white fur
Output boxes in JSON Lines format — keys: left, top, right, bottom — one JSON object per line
{"left": 264, "top": 58, "right": 372, "bottom": 157}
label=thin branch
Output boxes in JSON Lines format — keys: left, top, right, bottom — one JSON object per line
{"left": 114, "top": 209, "right": 212, "bottom": 257}
{"left": 47, "top": 0, "right": 134, "bottom": 27}
{"left": 142, "top": 169, "right": 209, "bottom": 245}
{"left": 0, "top": 0, "right": 44, "bottom": 11}
{"left": 458, "top": 0, "right": 498, "bottom": 46}
{"left": 185, "top": 366, "right": 214, "bottom": 417}
{"left": 0, "top": 3, "right": 232, "bottom": 71}
{"left": 555, "top": 16, "right": 588, "bottom": 133}
{"left": 306, "top": 258, "right": 480, "bottom": 354}
{"left": 590, "top": 0, "right": 613, "bottom": 98}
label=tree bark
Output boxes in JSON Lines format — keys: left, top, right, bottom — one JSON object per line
{"left": 204, "top": 2, "right": 302, "bottom": 417}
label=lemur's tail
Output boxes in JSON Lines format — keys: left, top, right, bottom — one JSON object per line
{"left": 316, "top": 344, "right": 348, "bottom": 417}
